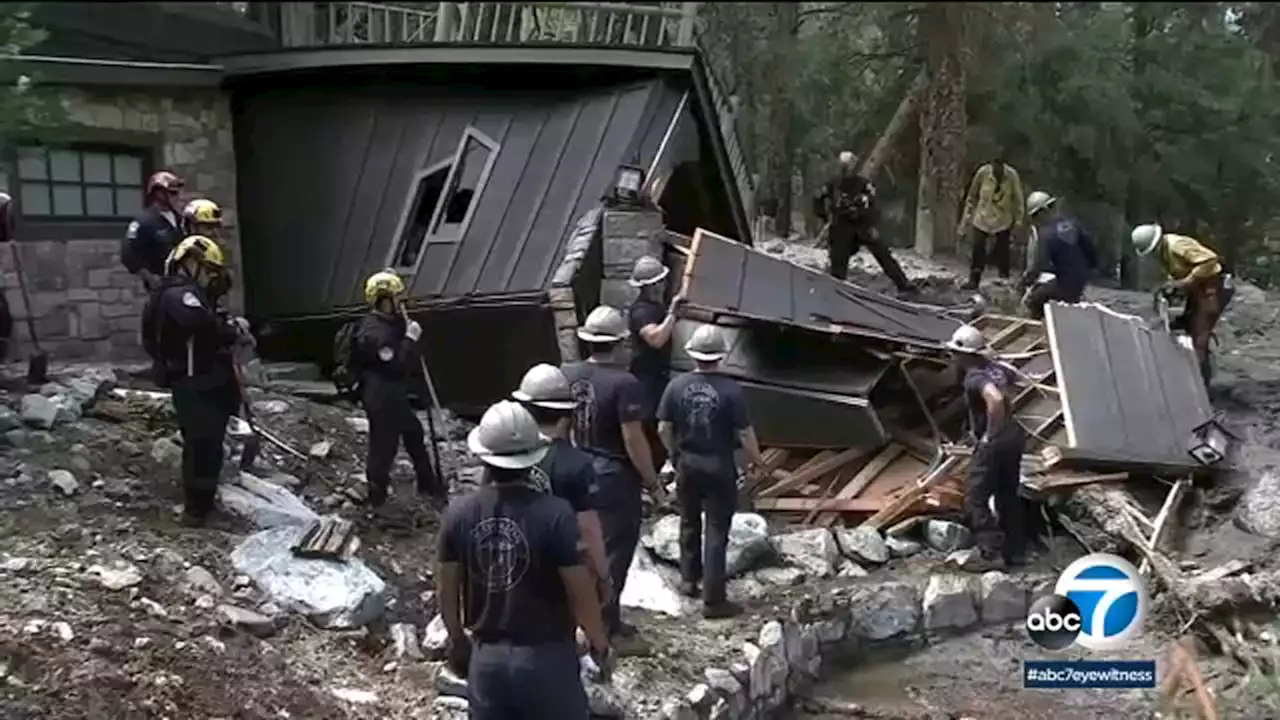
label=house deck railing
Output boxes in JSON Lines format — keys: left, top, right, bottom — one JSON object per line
{"left": 276, "top": 1, "right": 754, "bottom": 219}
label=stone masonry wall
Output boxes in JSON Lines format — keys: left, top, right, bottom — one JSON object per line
{"left": 0, "top": 86, "right": 238, "bottom": 362}
{"left": 601, "top": 208, "right": 666, "bottom": 309}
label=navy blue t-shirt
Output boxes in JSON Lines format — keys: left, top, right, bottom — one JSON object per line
{"left": 657, "top": 370, "right": 749, "bottom": 466}
{"left": 963, "top": 361, "right": 1017, "bottom": 440}
{"left": 627, "top": 298, "right": 670, "bottom": 386}
{"left": 527, "top": 438, "right": 600, "bottom": 513}
{"left": 560, "top": 361, "right": 648, "bottom": 460}
{"left": 438, "top": 485, "right": 580, "bottom": 645}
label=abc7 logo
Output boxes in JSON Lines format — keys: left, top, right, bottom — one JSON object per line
{"left": 1025, "top": 553, "right": 1147, "bottom": 651}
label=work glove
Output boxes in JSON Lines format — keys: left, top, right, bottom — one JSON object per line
{"left": 589, "top": 643, "right": 614, "bottom": 683}
{"left": 668, "top": 291, "right": 687, "bottom": 314}
{"left": 405, "top": 320, "right": 423, "bottom": 342}
{"left": 446, "top": 634, "right": 472, "bottom": 678}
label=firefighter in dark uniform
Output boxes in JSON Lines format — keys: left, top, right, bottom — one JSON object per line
{"left": 351, "top": 270, "right": 446, "bottom": 511}
{"left": 437, "top": 400, "right": 611, "bottom": 719}
{"left": 562, "top": 305, "right": 663, "bottom": 653}
{"left": 657, "top": 325, "right": 765, "bottom": 619}
{"left": 511, "top": 363, "right": 611, "bottom": 607}
{"left": 815, "top": 151, "right": 916, "bottom": 296}
{"left": 626, "top": 255, "right": 684, "bottom": 470}
{"left": 146, "top": 235, "right": 245, "bottom": 527}
{"left": 123, "top": 171, "right": 186, "bottom": 291}
{"left": 945, "top": 324, "right": 1027, "bottom": 572}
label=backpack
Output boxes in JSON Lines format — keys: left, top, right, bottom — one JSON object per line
{"left": 331, "top": 319, "right": 361, "bottom": 400}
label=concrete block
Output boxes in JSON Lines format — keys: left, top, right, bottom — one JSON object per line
{"left": 88, "top": 268, "right": 115, "bottom": 289}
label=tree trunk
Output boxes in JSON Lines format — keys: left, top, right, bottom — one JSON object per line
{"left": 1121, "top": 2, "right": 1155, "bottom": 289}
{"left": 914, "top": 3, "right": 970, "bottom": 258}
{"left": 859, "top": 69, "right": 927, "bottom": 182}
{"left": 769, "top": 2, "right": 799, "bottom": 238}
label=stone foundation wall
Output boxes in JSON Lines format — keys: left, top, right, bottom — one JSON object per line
{"left": 601, "top": 208, "right": 666, "bottom": 309}
{"left": 549, "top": 208, "right": 604, "bottom": 363}
{"left": 654, "top": 571, "right": 1038, "bottom": 719}
{"left": 1, "top": 86, "right": 238, "bottom": 361}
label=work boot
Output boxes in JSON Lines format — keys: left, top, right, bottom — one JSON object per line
{"left": 948, "top": 548, "right": 1005, "bottom": 573}
{"left": 703, "top": 600, "right": 744, "bottom": 620}
{"left": 677, "top": 580, "right": 700, "bottom": 599}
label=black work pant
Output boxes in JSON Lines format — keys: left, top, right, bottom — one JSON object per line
{"left": 676, "top": 460, "right": 737, "bottom": 605}
{"left": 592, "top": 455, "right": 643, "bottom": 636}
{"left": 468, "top": 641, "right": 588, "bottom": 719}
{"left": 362, "top": 386, "right": 440, "bottom": 506}
{"left": 828, "top": 221, "right": 913, "bottom": 291}
{"left": 637, "top": 373, "right": 669, "bottom": 472}
{"left": 1023, "top": 280, "right": 1084, "bottom": 320}
{"left": 968, "top": 228, "right": 1013, "bottom": 285}
{"left": 171, "top": 381, "right": 235, "bottom": 520}
{"left": 963, "top": 431, "right": 1027, "bottom": 560}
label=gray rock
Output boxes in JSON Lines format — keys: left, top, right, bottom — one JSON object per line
{"left": 433, "top": 694, "right": 469, "bottom": 718}
{"left": 836, "top": 526, "right": 889, "bottom": 564}
{"left": 3, "top": 429, "right": 26, "bottom": 448}
{"left": 643, "top": 512, "right": 771, "bottom": 577}
{"left": 217, "top": 603, "right": 278, "bottom": 638}
{"left": 85, "top": 561, "right": 143, "bottom": 590}
{"left": 749, "top": 623, "right": 789, "bottom": 707}
{"left": 51, "top": 394, "right": 81, "bottom": 424}
{"left": 924, "top": 519, "right": 972, "bottom": 552}
{"left": 253, "top": 399, "right": 290, "bottom": 414}
{"left": 422, "top": 614, "right": 449, "bottom": 660}
{"left": 184, "top": 566, "right": 223, "bottom": 596}
{"left": 846, "top": 581, "right": 920, "bottom": 640}
{"left": 979, "top": 571, "right": 1027, "bottom": 623}
{"left": 837, "top": 560, "right": 868, "bottom": 577}
{"left": 47, "top": 469, "right": 79, "bottom": 496}
{"left": 19, "top": 394, "right": 58, "bottom": 429}
{"left": 390, "top": 623, "right": 422, "bottom": 660}
{"left": 755, "top": 566, "right": 806, "bottom": 587}
{"left": 586, "top": 682, "right": 626, "bottom": 717}
{"left": 923, "top": 574, "right": 978, "bottom": 630}
{"left": 775, "top": 527, "right": 841, "bottom": 577}
{"left": 0, "top": 407, "right": 21, "bottom": 432}
{"left": 435, "top": 665, "right": 467, "bottom": 697}
{"left": 309, "top": 441, "right": 332, "bottom": 459}
{"left": 1236, "top": 472, "right": 1280, "bottom": 538}
{"left": 661, "top": 698, "right": 698, "bottom": 720}
{"left": 346, "top": 417, "right": 370, "bottom": 433}
{"left": 151, "top": 438, "right": 183, "bottom": 467}
{"left": 687, "top": 683, "right": 715, "bottom": 711}
{"left": 885, "top": 535, "right": 923, "bottom": 558}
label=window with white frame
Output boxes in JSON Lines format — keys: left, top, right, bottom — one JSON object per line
{"left": 388, "top": 127, "right": 500, "bottom": 270}
{"left": 16, "top": 145, "right": 149, "bottom": 220}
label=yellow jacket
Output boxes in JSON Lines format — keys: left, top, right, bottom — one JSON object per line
{"left": 960, "top": 163, "right": 1025, "bottom": 234}
{"left": 1158, "top": 233, "right": 1221, "bottom": 283}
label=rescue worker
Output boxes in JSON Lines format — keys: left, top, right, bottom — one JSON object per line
{"left": 562, "top": 305, "right": 662, "bottom": 652}
{"left": 626, "top": 255, "right": 685, "bottom": 469}
{"left": 351, "top": 270, "right": 446, "bottom": 511}
{"left": 1019, "top": 191, "right": 1098, "bottom": 320}
{"left": 438, "top": 400, "right": 611, "bottom": 719}
{"left": 510, "top": 363, "right": 612, "bottom": 606}
{"left": 122, "top": 171, "right": 186, "bottom": 291}
{"left": 656, "top": 325, "right": 764, "bottom": 618}
{"left": 147, "top": 235, "right": 245, "bottom": 527}
{"left": 945, "top": 324, "right": 1026, "bottom": 571}
{"left": 1132, "top": 224, "right": 1235, "bottom": 386}
{"left": 959, "top": 158, "right": 1026, "bottom": 290}
{"left": 815, "top": 151, "right": 917, "bottom": 296}
{"left": 182, "top": 198, "right": 223, "bottom": 239}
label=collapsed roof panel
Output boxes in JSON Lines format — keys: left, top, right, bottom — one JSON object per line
{"left": 1044, "top": 302, "right": 1214, "bottom": 471}
{"left": 678, "top": 229, "right": 962, "bottom": 348}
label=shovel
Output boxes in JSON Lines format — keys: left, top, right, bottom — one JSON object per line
{"left": 232, "top": 358, "right": 263, "bottom": 472}
{"left": 0, "top": 194, "right": 47, "bottom": 384}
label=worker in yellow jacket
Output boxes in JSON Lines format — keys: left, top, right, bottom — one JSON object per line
{"left": 959, "top": 159, "right": 1026, "bottom": 290}
{"left": 1132, "top": 224, "right": 1235, "bottom": 386}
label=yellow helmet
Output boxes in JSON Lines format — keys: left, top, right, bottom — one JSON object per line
{"left": 364, "top": 270, "right": 406, "bottom": 303}
{"left": 183, "top": 198, "right": 223, "bottom": 226}
{"left": 170, "top": 235, "right": 226, "bottom": 270}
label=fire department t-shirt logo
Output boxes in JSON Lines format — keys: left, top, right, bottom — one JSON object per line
{"left": 469, "top": 517, "right": 530, "bottom": 593}
{"left": 525, "top": 464, "right": 552, "bottom": 494}
{"left": 570, "top": 379, "right": 596, "bottom": 444}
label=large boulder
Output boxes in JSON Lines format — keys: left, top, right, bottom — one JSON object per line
{"left": 774, "top": 528, "right": 841, "bottom": 577}
{"left": 218, "top": 472, "right": 319, "bottom": 530}
{"left": 1236, "top": 472, "right": 1280, "bottom": 539}
{"left": 642, "top": 512, "right": 771, "bottom": 577}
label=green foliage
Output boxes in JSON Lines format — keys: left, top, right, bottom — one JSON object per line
{"left": 0, "top": 4, "right": 65, "bottom": 143}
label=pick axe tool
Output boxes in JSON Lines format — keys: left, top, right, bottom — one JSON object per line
{"left": 400, "top": 305, "right": 452, "bottom": 488}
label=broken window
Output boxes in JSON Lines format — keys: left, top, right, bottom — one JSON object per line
{"left": 387, "top": 127, "right": 500, "bottom": 271}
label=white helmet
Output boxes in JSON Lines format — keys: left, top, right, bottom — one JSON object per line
{"left": 511, "top": 363, "right": 577, "bottom": 411}
{"left": 1026, "top": 191, "right": 1056, "bottom": 217}
{"left": 684, "top": 324, "right": 729, "bottom": 362}
{"left": 627, "top": 255, "right": 670, "bottom": 288}
{"left": 576, "top": 305, "right": 629, "bottom": 343}
{"left": 467, "top": 400, "right": 550, "bottom": 469}
{"left": 1132, "top": 224, "right": 1163, "bottom": 257}
{"left": 944, "top": 324, "right": 987, "bottom": 355}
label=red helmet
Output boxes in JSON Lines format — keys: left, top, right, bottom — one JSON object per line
{"left": 146, "top": 171, "right": 185, "bottom": 196}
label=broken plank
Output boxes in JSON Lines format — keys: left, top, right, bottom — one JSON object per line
{"left": 1139, "top": 479, "right": 1190, "bottom": 577}
{"left": 1023, "top": 471, "right": 1130, "bottom": 493}
{"left": 1187, "top": 559, "right": 1251, "bottom": 587}
{"left": 862, "top": 485, "right": 930, "bottom": 530}
{"left": 802, "top": 463, "right": 858, "bottom": 525}
{"left": 744, "top": 448, "right": 790, "bottom": 495}
{"left": 754, "top": 497, "right": 885, "bottom": 513}
{"left": 815, "top": 444, "right": 906, "bottom": 527}
{"left": 757, "top": 450, "right": 838, "bottom": 497}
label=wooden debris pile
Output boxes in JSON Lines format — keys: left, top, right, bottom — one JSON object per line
{"left": 292, "top": 516, "right": 359, "bottom": 562}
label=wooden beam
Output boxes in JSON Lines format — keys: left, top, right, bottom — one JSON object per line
{"left": 757, "top": 450, "right": 835, "bottom": 497}
{"left": 753, "top": 497, "right": 886, "bottom": 512}
{"left": 815, "top": 443, "right": 906, "bottom": 527}
{"left": 756, "top": 446, "right": 870, "bottom": 498}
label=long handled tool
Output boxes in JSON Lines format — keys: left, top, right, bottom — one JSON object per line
{"left": 400, "top": 305, "right": 449, "bottom": 486}
{"left": 232, "top": 360, "right": 264, "bottom": 471}
{"left": 7, "top": 236, "right": 47, "bottom": 385}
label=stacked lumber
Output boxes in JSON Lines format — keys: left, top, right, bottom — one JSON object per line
{"left": 292, "top": 516, "right": 359, "bottom": 561}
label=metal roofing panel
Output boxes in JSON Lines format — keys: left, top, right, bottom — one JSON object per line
{"left": 681, "top": 229, "right": 962, "bottom": 348}
{"left": 1045, "top": 302, "right": 1214, "bottom": 470}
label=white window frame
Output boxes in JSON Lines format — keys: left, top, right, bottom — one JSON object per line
{"left": 385, "top": 126, "right": 501, "bottom": 277}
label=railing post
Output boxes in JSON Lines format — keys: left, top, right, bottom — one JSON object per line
{"left": 279, "top": 2, "right": 318, "bottom": 46}
{"left": 676, "top": 2, "right": 699, "bottom": 47}
{"left": 434, "top": 1, "right": 456, "bottom": 41}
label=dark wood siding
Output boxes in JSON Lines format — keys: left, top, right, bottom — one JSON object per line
{"left": 232, "top": 77, "right": 686, "bottom": 317}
